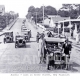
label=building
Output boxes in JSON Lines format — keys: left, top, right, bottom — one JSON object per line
{"left": 43, "top": 15, "right": 70, "bottom": 27}
{"left": 57, "top": 19, "right": 80, "bottom": 39}
{"left": 43, "top": 18, "right": 50, "bottom": 26}
{"left": 0, "top": 5, "right": 5, "bottom": 15}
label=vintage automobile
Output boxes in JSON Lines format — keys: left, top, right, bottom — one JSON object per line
{"left": 21, "top": 29, "right": 31, "bottom": 41}
{"left": 15, "top": 35, "right": 26, "bottom": 48}
{"left": 22, "top": 19, "right": 26, "bottom": 24}
{"left": 21, "top": 25, "right": 26, "bottom": 31}
{"left": 42, "top": 37, "right": 72, "bottom": 70}
{"left": 4, "top": 31, "right": 13, "bottom": 43}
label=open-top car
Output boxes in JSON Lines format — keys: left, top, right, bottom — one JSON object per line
{"left": 15, "top": 35, "right": 26, "bottom": 48}
{"left": 42, "top": 37, "right": 72, "bottom": 70}
{"left": 21, "top": 25, "right": 26, "bottom": 31}
{"left": 4, "top": 31, "right": 13, "bottom": 43}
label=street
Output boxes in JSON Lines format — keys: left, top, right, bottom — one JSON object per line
{"left": 0, "top": 18, "right": 80, "bottom": 73}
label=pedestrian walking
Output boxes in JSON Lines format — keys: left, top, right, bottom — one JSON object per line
{"left": 76, "top": 32, "right": 79, "bottom": 44}
{"left": 38, "top": 36, "right": 43, "bottom": 64}
{"left": 62, "top": 39, "right": 72, "bottom": 69}
{"left": 71, "top": 29, "right": 73, "bottom": 38}
{"left": 36, "top": 32, "right": 40, "bottom": 43}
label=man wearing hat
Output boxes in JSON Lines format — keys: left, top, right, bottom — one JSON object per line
{"left": 47, "top": 30, "right": 52, "bottom": 37}
{"left": 62, "top": 39, "right": 72, "bottom": 69}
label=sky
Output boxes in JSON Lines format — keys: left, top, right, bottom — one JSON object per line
{"left": 0, "top": 0, "right": 80, "bottom": 18}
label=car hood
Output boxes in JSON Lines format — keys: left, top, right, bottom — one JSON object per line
{"left": 16, "top": 38, "right": 24, "bottom": 40}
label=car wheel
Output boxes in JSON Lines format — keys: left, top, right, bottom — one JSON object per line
{"left": 15, "top": 44, "right": 17, "bottom": 48}
{"left": 25, "top": 45, "right": 26, "bottom": 48}
{"left": 4, "top": 38, "right": 6, "bottom": 44}
{"left": 12, "top": 38, "right": 13, "bottom": 43}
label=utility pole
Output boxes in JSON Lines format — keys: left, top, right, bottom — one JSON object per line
{"left": 63, "top": 22, "right": 64, "bottom": 36}
{"left": 43, "top": 5, "right": 44, "bottom": 26}
{"left": 36, "top": 12, "right": 37, "bottom": 24}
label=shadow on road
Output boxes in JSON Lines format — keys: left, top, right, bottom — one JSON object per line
{"left": 26, "top": 44, "right": 31, "bottom": 48}
{"left": 28, "top": 41, "right": 36, "bottom": 43}
{"left": 72, "top": 62, "right": 80, "bottom": 67}
{"left": 71, "top": 67, "right": 78, "bottom": 72}
{"left": 70, "top": 62, "right": 80, "bottom": 72}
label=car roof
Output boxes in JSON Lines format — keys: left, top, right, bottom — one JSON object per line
{"left": 16, "top": 35, "right": 24, "bottom": 37}
{"left": 45, "top": 28, "right": 54, "bottom": 31}
{"left": 22, "top": 29, "right": 30, "bottom": 31}
{"left": 44, "top": 37, "right": 65, "bottom": 42}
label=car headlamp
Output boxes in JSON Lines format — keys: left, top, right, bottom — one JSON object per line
{"left": 50, "top": 53, "right": 53, "bottom": 56}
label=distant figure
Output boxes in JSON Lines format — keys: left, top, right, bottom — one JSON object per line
{"left": 71, "top": 29, "right": 73, "bottom": 38}
{"left": 38, "top": 36, "right": 43, "bottom": 64}
{"left": 76, "top": 32, "right": 79, "bottom": 44}
{"left": 36, "top": 32, "right": 40, "bottom": 43}
{"left": 47, "top": 30, "right": 52, "bottom": 37}
{"left": 41, "top": 32, "right": 45, "bottom": 39}
{"left": 16, "top": 32, "right": 19, "bottom": 35}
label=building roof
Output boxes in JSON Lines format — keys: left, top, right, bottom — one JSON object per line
{"left": 58, "top": 19, "right": 80, "bottom": 23}
{"left": 47, "top": 15, "right": 70, "bottom": 23}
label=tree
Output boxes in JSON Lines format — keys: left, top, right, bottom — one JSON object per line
{"left": 70, "top": 9, "right": 78, "bottom": 19}
{"left": 58, "top": 10, "right": 69, "bottom": 17}
{"left": 45, "top": 6, "right": 57, "bottom": 15}
{"left": 28, "top": 6, "right": 35, "bottom": 13}
{"left": 58, "top": 4, "right": 80, "bottom": 18}
{"left": 26, "top": 5, "right": 57, "bottom": 23}
{"left": 26, "top": 12, "right": 32, "bottom": 19}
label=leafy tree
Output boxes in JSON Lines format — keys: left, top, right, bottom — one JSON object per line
{"left": 26, "top": 5, "right": 57, "bottom": 23}
{"left": 28, "top": 6, "right": 35, "bottom": 13}
{"left": 70, "top": 9, "right": 78, "bottom": 19}
{"left": 58, "top": 10, "right": 69, "bottom": 17}
{"left": 45, "top": 6, "right": 57, "bottom": 15}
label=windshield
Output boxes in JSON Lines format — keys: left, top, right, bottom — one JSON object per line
{"left": 22, "top": 28, "right": 27, "bottom": 30}
{"left": 5, "top": 32, "right": 12, "bottom": 36}
{"left": 45, "top": 41, "right": 63, "bottom": 49}
{"left": 45, "top": 41, "right": 58, "bottom": 48}
{"left": 16, "top": 36, "right": 24, "bottom": 39}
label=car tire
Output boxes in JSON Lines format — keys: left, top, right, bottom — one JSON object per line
{"left": 4, "top": 38, "right": 6, "bottom": 44}
{"left": 25, "top": 45, "right": 26, "bottom": 48}
{"left": 15, "top": 45, "right": 17, "bottom": 48}
{"left": 12, "top": 38, "right": 13, "bottom": 43}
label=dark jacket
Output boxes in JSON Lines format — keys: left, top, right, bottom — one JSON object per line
{"left": 63, "top": 43, "right": 72, "bottom": 55}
